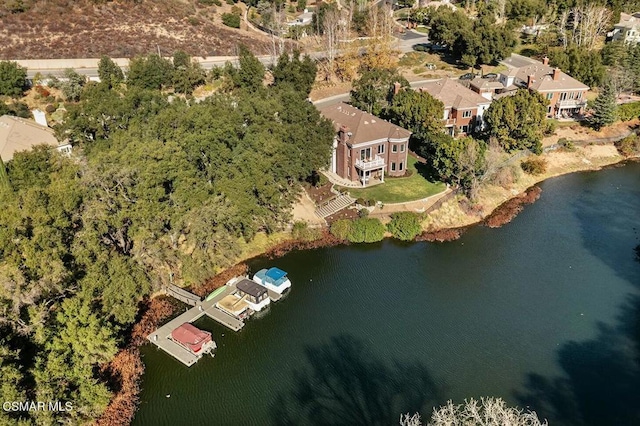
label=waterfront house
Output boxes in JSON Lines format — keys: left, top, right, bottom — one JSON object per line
{"left": 493, "top": 54, "right": 589, "bottom": 118}
{"left": 0, "top": 115, "right": 72, "bottom": 162}
{"left": 418, "top": 78, "right": 492, "bottom": 136}
{"left": 318, "top": 102, "right": 412, "bottom": 186}
{"left": 609, "top": 12, "right": 640, "bottom": 44}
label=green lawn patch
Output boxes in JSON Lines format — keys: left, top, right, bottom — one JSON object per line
{"left": 341, "top": 157, "right": 446, "bottom": 204}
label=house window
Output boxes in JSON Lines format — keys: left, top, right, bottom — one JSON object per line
{"left": 347, "top": 150, "right": 351, "bottom": 158}
{"left": 400, "top": 144, "right": 405, "bottom": 152}
{"left": 391, "top": 162, "right": 396, "bottom": 171}
{"left": 378, "top": 144, "right": 384, "bottom": 154}
{"left": 546, "top": 93, "right": 553, "bottom": 100}
{"left": 462, "top": 110, "right": 472, "bottom": 118}
{"left": 560, "top": 92, "right": 568, "bottom": 101}
{"left": 399, "top": 162, "right": 404, "bottom": 171}
{"left": 547, "top": 105, "right": 552, "bottom": 114}
{"left": 461, "top": 125, "right": 468, "bottom": 134}
{"left": 360, "top": 147, "right": 371, "bottom": 161}
{"left": 392, "top": 144, "right": 398, "bottom": 153}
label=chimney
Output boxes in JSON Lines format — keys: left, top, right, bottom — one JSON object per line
{"left": 527, "top": 75, "right": 534, "bottom": 89}
{"left": 542, "top": 56, "right": 549, "bottom": 65}
{"left": 393, "top": 81, "right": 401, "bottom": 95}
{"left": 338, "top": 125, "right": 349, "bottom": 143}
{"left": 553, "top": 68, "right": 560, "bottom": 81}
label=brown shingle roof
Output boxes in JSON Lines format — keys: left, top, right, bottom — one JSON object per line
{"left": 418, "top": 78, "right": 491, "bottom": 110}
{"left": 318, "top": 103, "right": 411, "bottom": 145}
{"left": 0, "top": 115, "right": 61, "bottom": 162}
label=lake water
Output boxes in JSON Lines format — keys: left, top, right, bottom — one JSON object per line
{"left": 133, "top": 162, "right": 640, "bottom": 426}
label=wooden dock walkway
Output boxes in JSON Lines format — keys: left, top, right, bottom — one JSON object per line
{"left": 148, "top": 276, "right": 286, "bottom": 366}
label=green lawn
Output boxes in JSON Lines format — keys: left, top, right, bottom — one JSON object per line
{"left": 341, "top": 157, "right": 446, "bottom": 204}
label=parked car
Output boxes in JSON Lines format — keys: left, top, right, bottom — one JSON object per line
{"left": 459, "top": 73, "right": 476, "bottom": 80}
{"left": 428, "top": 44, "right": 447, "bottom": 52}
{"left": 482, "top": 73, "right": 498, "bottom": 79}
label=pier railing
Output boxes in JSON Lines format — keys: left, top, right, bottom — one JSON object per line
{"left": 166, "top": 284, "right": 201, "bottom": 306}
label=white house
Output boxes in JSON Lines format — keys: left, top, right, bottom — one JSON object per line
{"left": 609, "top": 12, "right": 640, "bottom": 44}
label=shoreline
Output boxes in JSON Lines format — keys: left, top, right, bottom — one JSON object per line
{"left": 105, "top": 146, "right": 637, "bottom": 426}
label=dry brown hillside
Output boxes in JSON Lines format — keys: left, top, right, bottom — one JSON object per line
{"left": 0, "top": 0, "right": 274, "bottom": 59}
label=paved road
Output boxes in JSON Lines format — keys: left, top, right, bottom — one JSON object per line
{"left": 20, "top": 30, "right": 429, "bottom": 79}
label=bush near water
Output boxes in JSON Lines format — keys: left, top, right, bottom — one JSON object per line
{"left": 387, "top": 212, "right": 422, "bottom": 241}
{"left": 330, "top": 218, "right": 385, "bottom": 243}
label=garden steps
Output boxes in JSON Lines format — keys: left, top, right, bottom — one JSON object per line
{"left": 315, "top": 193, "right": 356, "bottom": 218}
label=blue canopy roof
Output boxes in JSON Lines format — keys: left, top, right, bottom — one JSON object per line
{"left": 265, "top": 267, "right": 287, "bottom": 281}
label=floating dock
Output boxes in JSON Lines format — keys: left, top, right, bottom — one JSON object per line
{"left": 148, "top": 275, "right": 285, "bottom": 366}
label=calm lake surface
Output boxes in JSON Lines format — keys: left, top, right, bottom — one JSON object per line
{"left": 134, "top": 162, "right": 640, "bottom": 426}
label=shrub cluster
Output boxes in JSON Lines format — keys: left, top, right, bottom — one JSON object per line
{"left": 355, "top": 197, "right": 375, "bottom": 207}
{"left": 615, "top": 134, "right": 640, "bottom": 157}
{"left": 520, "top": 157, "right": 547, "bottom": 175}
{"left": 387, "top": 212, "right": 422, "bottom": 241}
{"left": 617, "top": 101, "right": 640, "bottom": 122}
{"left": 222, "top": 13, "right": 241, "bottom": 28}
{"left": 330, "top": 218, "right": 385, "bottom": 243}
{"left": 291, "top": 221, "right": 321, "bottom": 241}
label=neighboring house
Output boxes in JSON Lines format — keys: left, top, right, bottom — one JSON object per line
{"left": 469, "top": 78, "right": 504, "bottom": 101}
{"left": 0, "top": 115, "right": 72, "bottom": 162}
{"left": 609, "top": 12, "right": 640, "bottom": 44}
{"left": 318, "top": 103, "right": 412, "bottom": 187}
{"left": 418, "top": 78, "right": 492, "bottom": 137}
{"left": 288, "top": 8, "right": 313, "bottom": 26}
{"left": 496, "top": 54, "right": 590, "bottom": 118}
{"left": 521, "top": 24, "right": 548, "bottom": 36}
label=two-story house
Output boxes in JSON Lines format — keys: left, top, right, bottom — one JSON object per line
{"left": 609, "top": 12, "right": 640, "bottom": 44}
{"left": 318, "top": 103, "right": 412, "bottom": 187}
{"left": 418, "top": 78, "right": 492, "bottom": 137}
{"left": 495, "top": 54, "right": 589, "bottom": 118}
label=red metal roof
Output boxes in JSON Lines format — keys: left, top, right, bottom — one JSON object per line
{"left": 171, "top": 323, "right": 211, "bottom": 346}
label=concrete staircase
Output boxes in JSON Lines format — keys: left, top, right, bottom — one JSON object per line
{"left": 315, "top": 193, "right": 356, "bottom": 218}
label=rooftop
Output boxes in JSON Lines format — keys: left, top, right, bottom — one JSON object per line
{"left": 418, "top": 78, "right": 491, "bottom": 110}
{"left": 616, "top": 12, "right": 640, "bottom": 29}
{"left": 0, "top": 115, "right": 62, "bottom": 162}
{"left": 318, "top": 103, "right": 411, "bottom": 145}
{"left": 469, "top": 78, "right": 504, "bottom": 91}
{"left": 171, "top": 323, "right": 211, "bottom": 346}
{"left": 236, "top": 278, "right": 268, "bottom": 298}
{"left": 500, "top": 54, "right": 590, "bottom": 91}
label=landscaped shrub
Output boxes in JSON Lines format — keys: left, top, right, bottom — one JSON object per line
{"left": 348, "top": 218, "right": 385, "bottom": 243}
{"left": 617, "top": 101, "right": 640, "bottom": 121}
{"left": 330, "top": 219, "right": 351, "bottom": 240}
{"left": 387, "top": 212, "right": 422, "bottom": 241}
{"left": 520, "top": 157, "right": 547, "bottom": 175}
{"left": 358, "top": 208, "right": 369, "bottom": 218}
{"left": 292, "top": 221, "right": 321, "bottom": 241}
{"left": 222, "top": 13, "right": 241, "bottom": 28}
{"left": 356, "top": 197, "right": 365, "bottom": 206}
{"left": 558, "top": 138, "right": 575, "bottom": 151}
{"left": 615, "top": 134, "right": 640, "bottom": 157}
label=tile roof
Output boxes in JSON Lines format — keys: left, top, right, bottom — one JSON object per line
{"left": 318, "top": 102, "right": 411, "bottom": 145}
{"left": 0, "top": 115, "right": 62, "bottom": 162}
{"left": 418, "top": 77, "right": 491, "bottom": 109}
{"left": 469, "top": 78, "right": 503, "bottom": 90}
{"left": 616, "top": 12, "right": 640, "bottom": 29}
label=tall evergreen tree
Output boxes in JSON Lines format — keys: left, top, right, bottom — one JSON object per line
{"left": 591, "top": 79, "right": 617, "bottom": 130}
{"left": 97, "top": 56, "right": 124, "bottom": 89}
{"left": 0, "top": 61, "right": 27, "bottom": 97}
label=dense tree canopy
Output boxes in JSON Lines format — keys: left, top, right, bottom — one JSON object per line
{"left": 385, "top": 89, "right": 444, "bottom": 137}
{"left": 126, "top": 54, "right": 174, "bottom": 90}
{"left": 0, "top": 48, "right": 333, "bottom": 424}
{"left": 98, "top": 55, "right": 124, "bottom": 89}
{"left": 350, "top": 68, "right": 409, "bottom": 116}
{"left": 484, "top": 89, "right": 548, "bottom": 154}
{"left": 591, "top": 79, "right": 618, "bottom": 129}
{"left": 0, "top": 60, "right": 27, "bottom": 97}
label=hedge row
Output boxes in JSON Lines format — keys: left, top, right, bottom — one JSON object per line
{"left": 330, "top": 212, "right": 422, "bottom": 243}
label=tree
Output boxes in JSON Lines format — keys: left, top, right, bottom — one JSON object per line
{"left": 222, "top": 12, "right": 241, "bottom": 28}
{"left": 321, "top": 6, "right": 342, "bottom": 77}
{"left": 233, "top": 45, "right": 265, "bottom": 91}
{"left": 401, "top": 397, "right": 547, "bottom": 425}
{"left": 386, "top": 89, "right": 444, "bottom": 136}
{"left": 171, "top": 51, "right": 205, "bottom": 95}
{"left": 126, "top": 54, "right": 173, "bottom": 90}
{"left": 0, "top": 60, "right": 27, "bottom": 97}
{"left": 591, "top": 79, "right": 617, "bottom": 130}
{"left": 548, "top": 46, "right": 605, "bottom": 88}
{"left": 272, "top": 50, "right": 317, "bottom": 95}
{"left": 97, "top": 56, "right": 124, "bottom": 89}
{"left": 59, "top": 68, "right": 86, "bottom": 101}
{"left": 350, "top": 68, "right": 409, "bottom": 116}
{"left": 387, "top": 212, "right": 422, "bottom": 241}
{"left": 484, "top": 89, "right": 547, "bottom": 154}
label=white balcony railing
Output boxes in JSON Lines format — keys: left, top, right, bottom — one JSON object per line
{"left": 444, "top": 118, "right": 457, "bottom": 126}
{"left": 557, "top": 99, "right": 587, "bottom": 108}
{"left": 355, "top": 155, "right": 385, "bottom": 171}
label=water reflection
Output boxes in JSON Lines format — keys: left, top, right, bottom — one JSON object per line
{"left": 271, "top": 335, "right": 444, "bottom": 425}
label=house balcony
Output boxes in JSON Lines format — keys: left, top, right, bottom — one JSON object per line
{"left": 355, "top": 155, "right": 385, "bottom": 171}
{"left": 444, "top": 118, "right": 457, "bottom": 126}
{"left": 556, "top": 99, "right": 587, "bottom": 109}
